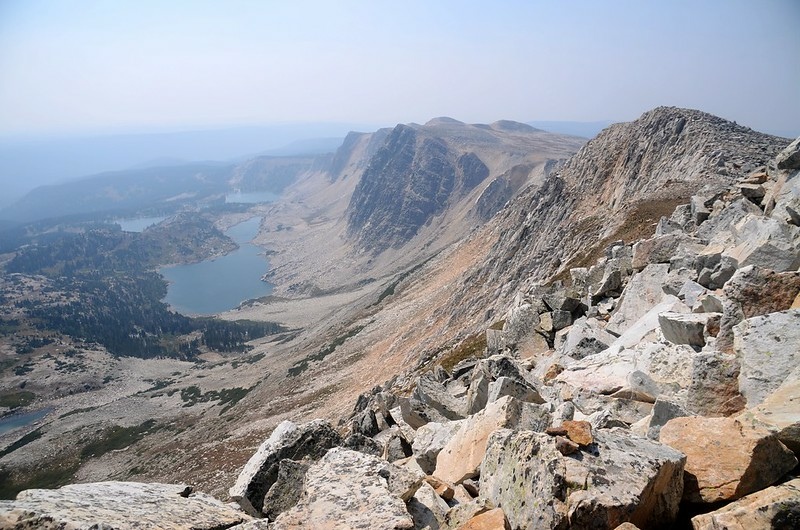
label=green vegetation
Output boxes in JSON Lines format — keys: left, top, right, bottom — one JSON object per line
{"left": 0, "top": 418, "right": 172, "bottom": 499}
{"left": 14, "top": 336, "right": 54, "bottom": 354}
{"left": 13, "top": 363, "right": 34, "bottom": 376}
{"left": 0, "top": 461, "right": 81, "bottom": 500}
{"left": 0, "top": 390, "right": 35, "bottom": 409}
{"left": 58, "top": 406, "right": 99, "bottom": 419}
{"left": 0, "top": 428, "right": 43, "bottom": 459}
{"left": 80, "top": 419, "right": 160, "bottom": 459}
{"left": 438, "top": 332, "right": 487, "bottom": 372}
{"left": 231, "top": 352, "right": 265, "bottom": 368}
{"left": 0, "top": 318, "right": 21, "bottom": 336}
{"left": 179, "top": 385, "right": 253, "bottom": 413}
{"left": 143, "top": 379, "right": 175, "bottom": 392}
{"left": 371, "top": 257, "right": 434, "bottom": 307}
{"left": 196, "top": 319, "right": 284, "bottom": 353}
{"left": 288, "top": 325, "right": 366, "bottom": 377}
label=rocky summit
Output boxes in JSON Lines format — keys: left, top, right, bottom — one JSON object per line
{"left": 1, "top": 108, "right": 798, "bottom": 529}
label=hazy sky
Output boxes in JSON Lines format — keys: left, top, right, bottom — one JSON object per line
{"left": 1, "top": 0, "right": 798, "bottom": 138}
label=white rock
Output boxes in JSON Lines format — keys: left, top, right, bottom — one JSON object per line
{"left": 658, "top": 311, "right": 720, "bottom": 347}
{"left": 486, "top": 376, "right": 544, "bottom": 406}
{"left": 606, "top": 264, "right": 670, "bottom": 336}
{"left": 556, "top": 317, "right": 616, "bottom": 360}
{"left": 412, "top": 420, "right": 465, "bottom": 475}
{"left": 272, "top": 448, "right": 422, "bottom": 530}
{"left": 0, "top": 482, "right": 249, "bottom": 529}
{"left": 229, "top": 420, "right": 341, "bottom": 517}
{"left": 734, "top": 309, "right": 800, "bottom": 406}
{"left": 724, "top": 214, "right": 800, "bottom": 272}
{"left": 406, "top": 481, "right": 450, "bottom": 530}
{"left": 557, "top": 340, "right": 696, "bottom": 400}
{"left": 609, "top": 296, "right": 687, "bottom": 351}
{"left": 739, "top": 366, "right": 800, "bottom": 455}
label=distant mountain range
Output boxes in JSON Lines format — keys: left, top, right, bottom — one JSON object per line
{"left": 0, "top": 123, "right": 371, "bottom": 207}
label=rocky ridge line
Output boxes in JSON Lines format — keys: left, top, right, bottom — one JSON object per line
{"left": 453, "top": 107, "right": 790, "bottom": 325}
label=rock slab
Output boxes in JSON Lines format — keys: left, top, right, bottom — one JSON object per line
{"left": 733, "top": 309, "right": 800, "bottom": 406}
{"left": 0, "top": 481, "right": 249, "bottom": 530}
{"left": 742, "top": 366, "right": 800, "bottom": 455}
{"left": 480, "top": 428, "right": 685, "bottom": 530}
{"left": 272, "top": 447, "right": 422, "bottom": 529}
{"left": 659, "top": 416, "right": 798, "bottom": 504}
{"left": 691, "top": 477, "right": 800, "bottom": 530}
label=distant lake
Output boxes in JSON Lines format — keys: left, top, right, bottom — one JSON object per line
{"left": 0, "top": 408, "right": 50, "bottom": 436}
{"left": 161, "top": 217, "right": 272, "bottom": 315}
{"left": 117, "top": 216, "right": 168, "bottom": 232}
{"left": 225, "top": 191, "right": 280, "bottom": 204}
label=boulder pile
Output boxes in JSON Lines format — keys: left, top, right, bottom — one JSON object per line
{"left": 0, "top": 141, "right": 797, "bottom": 528}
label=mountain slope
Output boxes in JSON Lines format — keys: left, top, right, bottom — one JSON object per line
{"left": 0, "top": 163, "right": 234, "bottom": 223}
{"left": 458, "top": 106, "right": 791, "bottom": 316}
{"left": 259, "top": 118, "right": 584, "bottom": 295}
{"left": 275, "top": 107, "right": 791, "bottom": 413}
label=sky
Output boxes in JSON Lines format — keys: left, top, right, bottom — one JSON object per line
{"left": 0, "top": 0, "right": 799, "bottom": 138}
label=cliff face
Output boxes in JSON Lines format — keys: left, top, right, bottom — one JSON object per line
{"left": 344, "top": 118, "right": 585, "bottom": 254}
{"left": 345, "top": 125, "right": 483, "bottom": 252}
{"left": 260, "top": 117, "right": 584, "bottom": 297}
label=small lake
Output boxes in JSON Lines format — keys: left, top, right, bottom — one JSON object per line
{"left": 225, "top": 191, "right": 280, "bottom": 204}
{"left": 161, "top": 217, "right": 272, "bottom": 315}
{"left": 116, "top": 216, "right": 168, "bottom": 232}
{"left": 0, "top": 408, "right": 50, "bottom": 436}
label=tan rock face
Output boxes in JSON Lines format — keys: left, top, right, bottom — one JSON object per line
{"left": 434, "top": 396, "right": 544, "bottom": 484}
{"left": 691, "top": 477, "right": 800, "bottom": 530}
{"left": 659, "top": 416, "right": 798, "bottom": 504}
{"left": 424, "top": 475, "right": 455, "bottom": 501}
{"left": 456, "top": 507, "right": 511, "bottom": 530}
{"left": 561, "top": 420, "right": 593, "bottom": 446}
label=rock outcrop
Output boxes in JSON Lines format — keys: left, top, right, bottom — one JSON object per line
{"left": 0, "top": 482, "right": 250, "bottom": 530}
{"left": 480, "top": 428, "right": 685, "bottom": 530}
{"left": 271, "top": 448, "right": 422, "bottom": 529}
{"left": 229, "top": 419, "right": 341, "bottom": 517}
{"left": 691, "top": 477, "right": 800, "bottom": 530}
